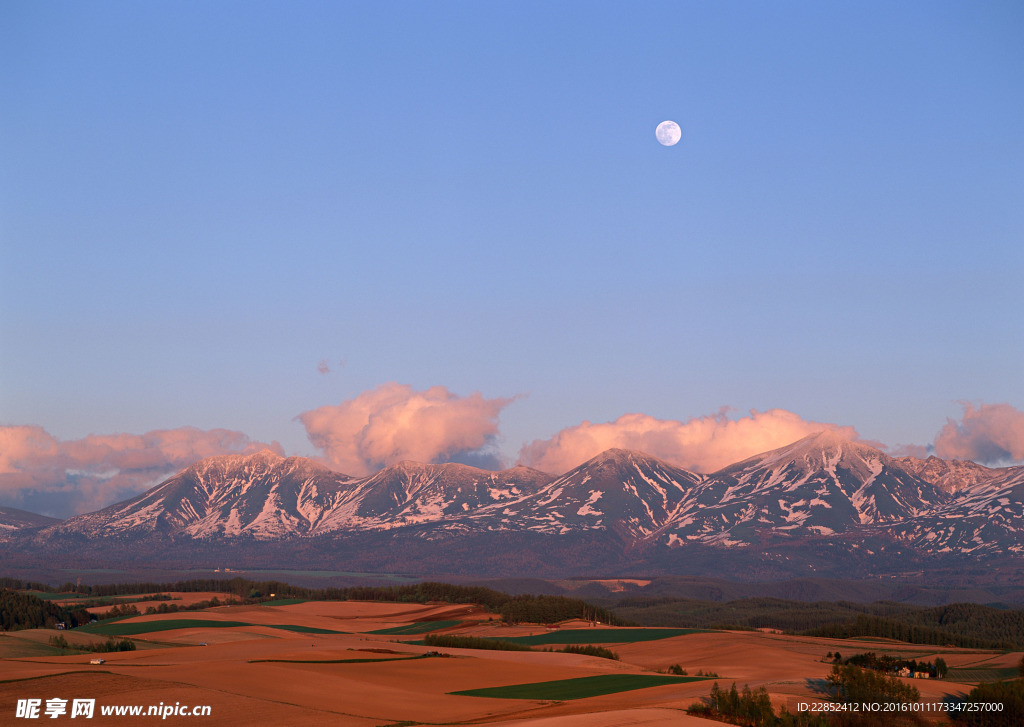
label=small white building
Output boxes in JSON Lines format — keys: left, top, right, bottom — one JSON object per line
{"left": 89, "top": 658, "right": 105, "bottom": 665}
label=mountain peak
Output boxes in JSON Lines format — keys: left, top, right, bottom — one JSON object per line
{"left": 781, "top": 430, "right": 887, "bottom": 460}
{"left": 593, "top": 447, "right": 636, "bottom": 462}
{"left": 809, "top": 429, "right": 848, "bottom": 445}
{"left": 798, "top": 429, "right": 865, "bottom": 450}
{"left": 247, "top": 448, "right": 285, "bottom": 464}
{"left": 584, "top": 447, "right": 671, "bottom": 468}
{"left": 188, "top": 448, "right": 283, "bottom": 468}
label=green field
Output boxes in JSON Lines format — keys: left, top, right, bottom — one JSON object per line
{"left": 0, "top": 635, "right": 69, "bottom": 658}
{"left": 79, "top": 619, "right": 347, "bottom": 636}
{"left": 267, "top": 624, "right": 347, "bottom": 634}
{"left": 368, "top": 620, "right": 462, "bottom": 635}
{"left": 946, "top": 667, "right": 1020, "bottom": 682}
{"left": 485, "top": 628, "right": 709, "bottom": 646}
{"left": 261, "top": 598, "right": 309, "bottom": 607}
{"left": 451, "top": 673, "right": 705, "bottom": 700}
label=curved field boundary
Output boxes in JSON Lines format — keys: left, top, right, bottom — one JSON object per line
{"left": 485, "top": 628, "right": 710, "bottom": 646}
{"left": 945, "top": 667, "right": 1019, "bottom": 682}
{"left": 260, "top": 598, "right": 309, "bottom": 607}
{"left": 249, "top": 654, "right": 431, "bottom": 664}
{"left": 0, "top": 670, "right": 115, "bottom": 685}
{"left": 450, "top": 673, "right": 706, "bottom": 700}
{"left": 79, "top": 620, "right": 348, "bottom": 636}
{"left": 267, "top": 624, "right": 349, "bottom": 634}
{"left": 368, "top": 620, "right": 462, "bottom": 635}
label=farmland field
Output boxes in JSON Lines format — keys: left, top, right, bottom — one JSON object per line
{"left": 451, "top": 673, "right": 706, "bottom": 700}
{"left": 368, "top": 619, "right": 462, "bottom": 634}
{"left": 1, "top": 597, "right": 1018, "bottom": 726}
{"left": 945, "top": 667, "right": 1019, "bottom": 682}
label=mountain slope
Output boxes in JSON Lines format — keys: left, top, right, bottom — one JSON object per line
{"left": 892, "top": 455, "right": 1004, "bottom": 493}
{"left": 51, "top": 451, "right": 356, "bottom": 539}
{"left": 464, "top": 449, "right": 704, "bottom": 539}
{"left": 660, "top": 431, "right": 946, "bottom": 546}
{"left": 311, "top": 462, "right": 554, "bottom": 533}
{"left": 0, "top": 506, "right": 61, "bottom": 538}
{"left": 882, "top": 465, "right": 1024, "bottom": 556}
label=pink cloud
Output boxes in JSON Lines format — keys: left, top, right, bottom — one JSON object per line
{"left": 0, "top": 425, "right": 60, "bottom": 475}
{"left": 0, "top": 424, "right": 282, "bottom": 517}
{"left": 889, "top": 443, "right": 930, "bottom": 458}
{"left": 297, "top": 383, "right": 513, "bottom": 475}
{"left": 518, "top": 408, "right": 859, "bottom": 474}
{"left": 933, "top": 402, "right": 1024, "bottom": 464}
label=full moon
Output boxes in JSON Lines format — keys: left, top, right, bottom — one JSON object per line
{"left": 655, "top": 120, "right": 681, "bottom": 146}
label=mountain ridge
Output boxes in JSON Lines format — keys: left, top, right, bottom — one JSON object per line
{"left": 5, "top": 433, "right": 1022, "bottom": 579}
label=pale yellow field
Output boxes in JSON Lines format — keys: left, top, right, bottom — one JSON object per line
{"left": 0, "top": 600, "right": 1011, "bottom": 726}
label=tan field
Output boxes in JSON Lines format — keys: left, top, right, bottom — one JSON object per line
{"left": 81, "top": 591, "right": 235, "bottom": 616}
{"left": 0, "top": 600, "right": 1013, "bottom": 726}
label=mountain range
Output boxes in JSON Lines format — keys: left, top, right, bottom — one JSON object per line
{"left": 3, "top": 432, "right": 1022, "bottom": 579}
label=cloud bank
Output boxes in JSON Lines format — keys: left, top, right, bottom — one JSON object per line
{"left": 0, "top": 425, "right": 282, "bottom": 518}
{"left": 7, "top": 389, "right": 1022, "bottom": 518}
{"left": 933, "top": 402, "right": 1024, "bottom": 465}
{"left": 518, "top": 409, "right": 860, "bottom": 474}
{"left": 297, "top": 383, "right": 513, "bottom": 475}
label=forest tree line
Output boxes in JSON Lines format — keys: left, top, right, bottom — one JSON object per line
{"left": 1, "top": 578, "right": 626, "bottom": 631}
{"left": 608, "top": 595, "right": 1024, "bottom": 649}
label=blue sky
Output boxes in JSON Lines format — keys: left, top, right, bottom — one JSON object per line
{"left": 2, "top": 2, "right": 1023, "bottom": 514}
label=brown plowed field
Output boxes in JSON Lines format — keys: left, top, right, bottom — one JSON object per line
{"left": 0, "top": 600, "right": 1013, "bottom": 726}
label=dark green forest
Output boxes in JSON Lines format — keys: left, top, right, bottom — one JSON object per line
{"left": 608, "top": 596, "right": 1024, "bottom": 649}
{"left": 0, "top": 589, "right": 69, "bottom": 630}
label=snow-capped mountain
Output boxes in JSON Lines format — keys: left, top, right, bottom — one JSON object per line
{"left": 891, "top": 455, "right": 1004, "bottom": 493}
{"left": 51, "top": 451, "right": 355, "bottom": 539}
{"left": 659, "top": 431, "right": 946, "bottom": 546}
{"left": 457, "top": 449, "right": 704, "bottom": 538}
{"left": 881, "top": 465, "right": 1024, "bottom": 556}
{"left": 50, "top": 451, "right": 554, "bottom": 539}
{"left": 17, "top": 432, "right": 1024, "bottom": 577}
{"left": 311, "top": 461, "right": 552, "bottom": 533}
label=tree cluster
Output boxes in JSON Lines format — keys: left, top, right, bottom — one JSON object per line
{"left": 828, "top": 651, "right": 947, "bottom": 678}
{"left": 421, "top": 633, "right": 531, "bottom": 651}
{"left": 549, "top": 644, "right": 619, "bottom": 660}
{"left": 499, "top": 594, "right": 625, "bottom": 625}
{"left": 952, "top": 679, "right": 1024, "bottom": 727}
{"left": 827, "top": 663, "right": 920, "bottom": 705}
{"left": 688, "top": 682, "right": 830, "bottom": 727}
{"left": 48, "top": 635, "right": 136, "bottom": 653}
{"left": 0, "top": 589, "right": 67, "bottom": 631}
{"left": 143, "top": 597, "right": 225, "bottom": 615}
